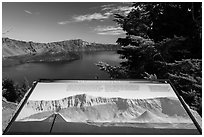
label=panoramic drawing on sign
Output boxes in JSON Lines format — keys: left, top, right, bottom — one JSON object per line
{"left": 15, "top": 81, "right": 197, "bottom": 130}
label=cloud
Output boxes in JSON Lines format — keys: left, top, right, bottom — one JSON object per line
{"left": 58, "top": 21, "right": 71, "bottom": 25}
{"left": 104, "top": 12, "right": 113, "bottom": 16}
{"left": 95, "top": 26, "right": 122, "bottom": 32}
{"left": 2, "top": 27, "right": 13, "bottom": 35}
{"left": 117, "top": 6, "right": 134, "bottom": 15}
{"left": 117, "top": 6, "right": 133, "bottom": 12}
{"left": 101, "top": 4, "right": 115, "bottom": 8}
{"left": 94, "top": 26, "right": 126, "bottom": 35}
{"left": 101, "top": 7, "right": 112, "bottom": 11}
{"left": 103, "top": 6, "right": 135, "bottom": 16}
{"left": 58, "top": 3, "right": 135, "bottom": 25}
{"left": 73, "top": 13, "right": 109, "bottom": 22}
{"left": 24, "top": 10, "right": 32, "bottom": 14}
{"left": 58, "top": 13, "right": 110, "bottom": 25}
{"left": 97, "top": 30, "right": 125, "bottom": 35}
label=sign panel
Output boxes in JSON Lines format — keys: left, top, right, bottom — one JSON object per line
{"left": 4, "top": 80, "right": 201, "bottom": 134}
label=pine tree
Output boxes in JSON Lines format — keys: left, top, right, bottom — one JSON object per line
{"left": 97, "top": 2, "right": 202, "bottom": 115}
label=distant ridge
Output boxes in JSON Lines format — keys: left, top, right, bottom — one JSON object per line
{"left": 2, "top": 37, "right": 120, "bottom": 57}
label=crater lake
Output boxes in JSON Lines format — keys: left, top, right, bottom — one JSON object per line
{"left": 3, "top": 51, "right": 123, "bottom": 85}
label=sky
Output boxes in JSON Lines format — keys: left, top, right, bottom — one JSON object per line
{"left": 28, "top": 81, "right": 178, "bottom": 101}
{"left": 2, "top": 2, "right": 134, "bottom": 44}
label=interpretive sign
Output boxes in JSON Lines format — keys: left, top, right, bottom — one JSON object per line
{"left": 3, "top": 80, "right": 201, "bottom": 135}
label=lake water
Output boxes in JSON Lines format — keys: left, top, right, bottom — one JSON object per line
{"left": 2, "top": 51, "right": 122, "bottom": 85}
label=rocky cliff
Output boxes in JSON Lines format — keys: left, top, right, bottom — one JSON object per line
{"left": 2, "top": 38, "right": 120, "bottom": 57}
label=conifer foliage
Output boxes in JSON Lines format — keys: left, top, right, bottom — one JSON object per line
{"left": 97, "top": 2, "right": 202, "bottom": 115}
